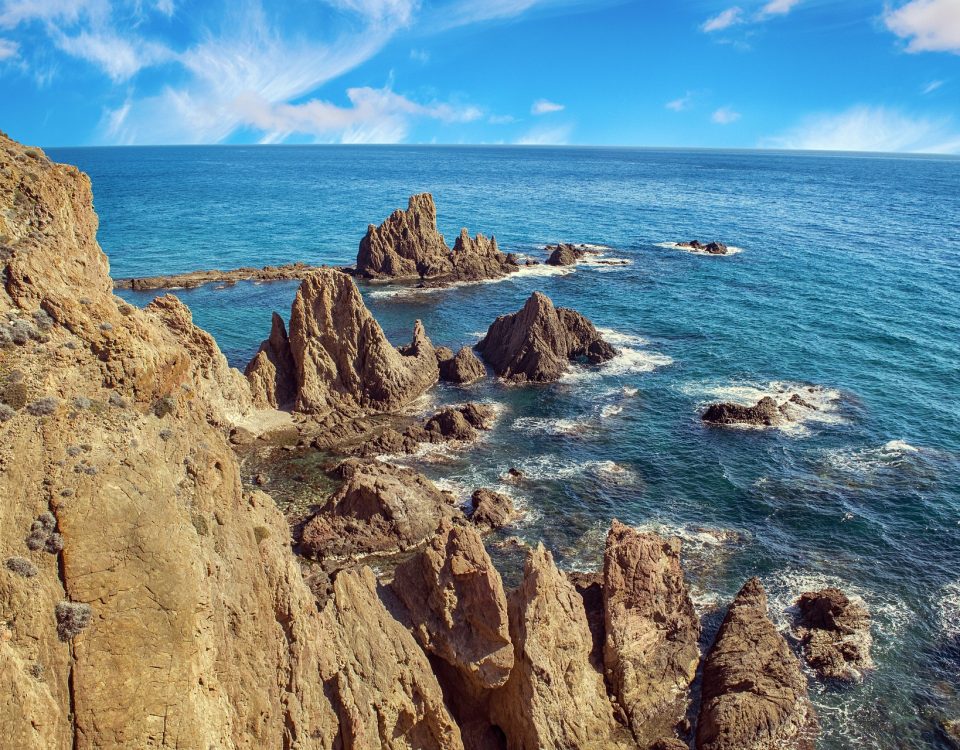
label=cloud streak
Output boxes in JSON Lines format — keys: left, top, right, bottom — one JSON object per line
{"left": 711, "top": 106, "right": 741, "bottom": 124}
{"left": 702, "top": 6, "right": 743, "bottom": 32}
{"left": 764, "top": 105, "right": 960, "bottom": 154}
{"left": 531, "top": 98, "right": 564, "bottom": 115}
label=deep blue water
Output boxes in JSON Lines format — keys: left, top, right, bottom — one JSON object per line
{"left": 50, "top": 145, "right": 960, "bottom": 749}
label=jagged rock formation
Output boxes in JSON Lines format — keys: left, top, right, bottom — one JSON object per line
{"left": 114, "top": 261, "right": 323, "bottom": 290}
{"left": 696, "top": 578, "right": 817, "bottom": 750}
{"left": 355, "top": 194, "right": 518, "bottom": 282}
{"left": 439, "top": 346, "right": 486, "bottom": 385}
{"left": 793, "top": 588, "right": 872, "bottom": 682}
{"left": 299, "top": 459, "right": 462, "bottom": 561}
{"left": 393, "top": 522, "right": 513, "bottom": 694}
{"left": 245, "top": 268, "right": 439, "bottom": 416}
{"left": 470, "top": 489, "right": 515, "bottom": 531}
{"left": 476, "top": 292, "right": 617, "bottom": 382}
{"left": 350, "top": 402, "right": 496, "bottom": 457}
{"left": 677, "top": 241, "right": 729, "bottom": 255}
{"left": 322, "top": 566, "right": 465, "bottom": 749}
{"left": 603, "top": 521, "right": 700, "bottom": 747}
{"left": 490, "top": 544, "right": 637, "bottom": 750}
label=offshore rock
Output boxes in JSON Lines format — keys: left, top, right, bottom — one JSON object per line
{"left": 490, "top": 544, "right": 637, "bottom": 750}
{"left": 476, "top": 292, "right": 616, "bottom": 382}
{"left": 356, "top": 193, "right": 517, "bottom": 282}
{"left": 544, "top": 243, "right": 596, "bottom": 266}
{"left": 702, "top": 397, "right": 783, "bottom": 427}
{"left": 439, "top": 346, "right": 487, "bottom": 385}
{"left": 299, "top": 459, "right": 461, "bottom": 561}
{"left": 321, "top": 566, "right": 465, "bottom": 750}
{"left": 696, "top": 578, "right": 817, "bottom": 750}
{"left": 470, "top": 489, "right": 515, "bottom": 531}
{"left": 677, "top": 240, "right": 729, "bottom": 255}
{"left": 603, "top": 521, "right": 700, "bottom": 747}
{"left": 114, "top": 261, "right": 323, "bottom": 290}
{"left": 245, "top": 268, "right": 439, "bottom": 416}
{"left": 392, "top": 522, "right": 513, "bottom": 694}
{"left": 794, "top": 588, "right": 872, "bottom": 682}
{"left": 351, "top": 402, "right": 497, "bottom": 458}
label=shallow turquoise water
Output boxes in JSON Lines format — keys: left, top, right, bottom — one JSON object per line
{"left": 51, "top": 145, "right": 960, "bottom": 749}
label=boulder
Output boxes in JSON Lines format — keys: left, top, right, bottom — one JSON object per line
{"left": 490, "top": 544, "right": 637, "bottom": 750}
{"left": 793, "top": 588, "right": 872, "bottom": 682}
{"left": 245, "top": 269, "right": 439, "bottom": 417}
{"left": 351, "top": 402, "right": 497, "bottom": 458}
{"left": 704, "top": 242, "right": 728, "bottom": 255}
{"left": 356, "top": 194, "right": 516, "bottom": 282}
{"left": 696, "top": 578, "right": 817, "bottom": 750}
{"left": 439, "top": 346, "right": 487, "bottom": 385}
{"left": 545, "top": 243, "right": 589, "bottom": 266}
{"left": 299, "top": 460, "right": 461, "bottom": 560}
{"left": 392, "top": 522, "right": 513, "bottom": 694}
{"left": 322, "top": 566, "right": 465, "bottom": 750}
{"left": 476, "top": 292, "right": 617, "bottom": 382}
{"left": 701, "top": 397, "right": 783, "bottom": 427}
{"left": 603, "top": 521, "right": 700, "bottom": 747}
{"left": 470, "top": 489, "right": 515, "bottom": 531}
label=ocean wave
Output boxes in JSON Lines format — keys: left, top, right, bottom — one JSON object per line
{"left": 600, "top": 404, "right": 623, "bottom": 418}
{"left": 595, "top": 327, "right": 649, "bottom": 348}
{"left": 684, "top": 379, "right": 845, "bottom": 435}
{"left": 938, "top": 582, "right": 960, "bottom": 640}
{"left": 821, "top": 440, "right": 923, "bottom": 475}
{"left": 515, "top": 454, "right": 636, "bottom": 484}
{"left": 512, "top": 416, "right": 593, "bottom": 436}
{"left": 655, "top": 241, "right": 744, "bottom": 256}
{"left": 561, "top": 338, "right": 673, "bottom": 384}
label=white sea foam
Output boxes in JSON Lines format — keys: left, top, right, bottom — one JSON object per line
{"left": 600, "top": 404, "right": 623, "bottom": 418}
{"left": 822, "top": 440, "right": 922, "bottom": 475}
{"left": 561, "top": 341, "right": 673, "bottom": 385}
{"left": 512, "top": 416, "right": 592, "bottom": 436}
{"left": 595, "top": 327, "right": 649, "bottom": 348}
{"left": 655, "top": 241, "right": 744, "bottom": 256}
{"left": 515, "top": 455, "right": 636, "bottom": 484}
{"left": 938, "top": 582, "right": 960, "bottom": 639}
{"left": 684, "top": 379, "right": 845, "bottom": 435}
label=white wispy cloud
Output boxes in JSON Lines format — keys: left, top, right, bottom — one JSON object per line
{"left": 515, "top": 123, "right": 572, "bottom": 145}
{"left": 711, "top": 106, "right": 741, "bottom": 124}
{"left": 488, "top": 113, "right": 516, "bottom": 124}
{"left": 702, "top": 6, "right": 743, "bottom": 32}
{"left": 53, "top": 29, "right": 173, "bottom": 81}
{"left": 758, "top": 0, "right": 800, "bottom": 17}
{"left": 884, "top": 0, "right": 960, "bottom": 54}
{"left": 0, "top": 37, "right": 18, "bottom": 59}
{"left": 666, "top": 91, "right": 694, "bottom": 111}
{"left": 531, "top": 98, "right": 564, "bottom": 115}
{"left": 764, "top": 105, "right": 960, "bottom": 154}
{"left": 409, "top": 47, "right": 429, "bottom": 63}
{"left": 922, "top": 79, "right": 944, "bottom": 94}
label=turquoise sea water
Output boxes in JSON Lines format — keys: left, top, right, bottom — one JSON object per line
{"left": 50, "top": 145, "right": 960, "bottom": 749}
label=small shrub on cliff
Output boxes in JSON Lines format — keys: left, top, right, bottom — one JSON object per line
{"left": 0, "top": 404, "right": 14, "bottom": 422}
{"left": 66, "top": 445, "right": 82, "bottom": 457}
{"left": 1, "top": 379, "right": 28, "bottom": 409}
{"left": 99, "top": 322, "right": 113, "bottom": 332}
{"left": 28, "top": 662, "right": 44, "bottom": 680}
{"left": 24, "top": 147, "right": 42, "bottom": 160}
{"left": 26, "top": 397, "right": 59, "bottom": 416}
{"left": 0, "top": 327, "right": 11, "bottom": 347}
{"left": 159, "top": 428, "right": 173, "bottom": 441}
{"left": 9, "top": 319, "right": 37, "bottom": 345}
{"left": 108, "top": 391, "right": 128, "bottom": 408}
{"left": 32, "top": 309, "right": 54, "bottom": 332}
{"left": 72, "top": 396, "right": 91, "bottom": 410}
{"left": 55, "top": 601, "right": 92, "bottom": 641}
{"left": 118, "top": 303, "right": 134, "bottom": 316}
{"left": 5, "top": 556, "right": 38, "bottom": 578}
{"left": 25, "top": 511, "right": 57, "bottom": 552}
{"left": 153, "top": 396, "right": 176, "bottom": 418}
{"left": 44, "top": 533, "right": 64, "bottom": 554}
{"left": 254, "top": 526, "right": 270, "bottom": 544}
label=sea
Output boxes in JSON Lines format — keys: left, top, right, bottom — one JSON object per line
{"left": 48, "top": 144, "right": 960, "bottom": 749}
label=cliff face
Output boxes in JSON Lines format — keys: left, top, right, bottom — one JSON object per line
{"left": 246, "top": 268, "right": 439, "bottom": 417}
{"left": 0, "top": 134, "right": 339, "bottom": 749}
{"left": 355, "top": 194, "right": 517, "bottom": 282}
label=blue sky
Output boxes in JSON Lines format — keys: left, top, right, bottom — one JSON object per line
{"left": 1, "top": 0, "right": 959, "bottom": 152}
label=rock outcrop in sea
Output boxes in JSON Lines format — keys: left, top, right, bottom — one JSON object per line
{"left": 697, "top": 578, "right": 817, "bottom": 750}
{"left": 545, "top": 243, "right": 598, "bottom": 266}
{"left": 476, "top": 291, "right": 617, "bottom": 382}
{"left": 356, "top": 193, "right": 518, "bottom": 282}
{"left": 245, "top": 268, "right": 439, "bottom": 416}
{"left": 793, "top": 587, "right": 873, "bottom": 682}
{"left": 438, "top": 345, "right": 487, "bottom": 384}
{"left": 677, "top": 240, "right": 729, "bottom": 255}
{"left": 348, "top": 401, "right": 497, "bottom": 457}
{"left": 702, "top": 392, "right": 819, "bottom": 428}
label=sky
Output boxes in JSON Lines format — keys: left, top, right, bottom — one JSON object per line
{"left": 0, "top": 0, "right": 959, "bottom": 152}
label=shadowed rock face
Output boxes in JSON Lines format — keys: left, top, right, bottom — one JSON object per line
{"left": 702, "top": 397, "right": 782, "bottom": 427}
{"left": 697, "top": 578, "right": 817, "bottom": 750}
{"left": 246, "top": 268, "right": 439, "bottom": 416}
{"left": 545, "top": 243, "right": 595, "bottom": 266}
{"left": 299, "top": 459, "right": 462, "bottom": 561}
{"left": 476, "top": 292, "right": 616, "bottom": 383}
{"left": 356, "top": 194, "right": 517, "bottom": 282}
{"left": 490, "top": 544, "right": 637, "bottom": 750}
{"left": 470, "top": 489, "right": 515, "bottom": 532}
{"left": 603, "top": 521, "right": 700, "bottom": 747}
{"left": 393, "top": 522, "right": 514, "bottom": 694}
{"left": 439, "top": 346, "right": 487, "bottom": 385}
{"left": 794, "top": 588, "right": 872, "bottom": 682}
{"left": 349, "top": 402, "right": 497, "bottom": 458}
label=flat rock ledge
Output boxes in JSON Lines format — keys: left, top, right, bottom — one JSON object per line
{"left": 114, "top": 261, "right": 325, "bottom": 290}
{"left": 476, "top": 291, "right": 616, "bottom": 382}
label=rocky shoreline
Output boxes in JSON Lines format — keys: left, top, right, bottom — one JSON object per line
{"left": 114, "top": 260, "right": 328, "bottom": 290}
{"left": 0, "top": 134, "right": 892, "bottom": 749}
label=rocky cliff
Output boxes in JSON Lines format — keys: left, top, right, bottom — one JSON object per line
{"left": 245, "top": 268, "right": 439, "bottom": 417}
{"left": 355, "top": 193, "right": 518, "bottom": 282}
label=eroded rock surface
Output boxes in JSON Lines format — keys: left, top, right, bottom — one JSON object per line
{"left": 439, "top": 346, "right": 487, "bottom": 385}
{"left": 476, "top": 292, "right": 616, "bottom": 382}
{"left": 351, "top": 402, "right": 497, "bottom": 457}
{"left": 696, "top": 578, "right": 817, "bottom": 750}
{"left": 603, "top": 521, "right": 700, "bottom": 747}
{"left": 491, "top": 544, "right": 637, "bottom": 750}
{"left": 299, "top": 459, "right": 461, "bottom": 561}
{"left": 356, "top": 194, "right": 517, "bottom": 282}
{"left": 470, "top": 489, "right": 515, "bottom": 532}
{"left": 114, "top": 261, "right": 323, "bottom": 290}
{"left": 794, "top": 588, "right": 872, "bottom": 682}
{"left": 246, "top": 269, "right": 439, "bottom": 416}
{"left": 545, "top": 243, "right": 596, "bottom": 266}
{"left": 702, "top": 392, "right": 820, "bottom": 428}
